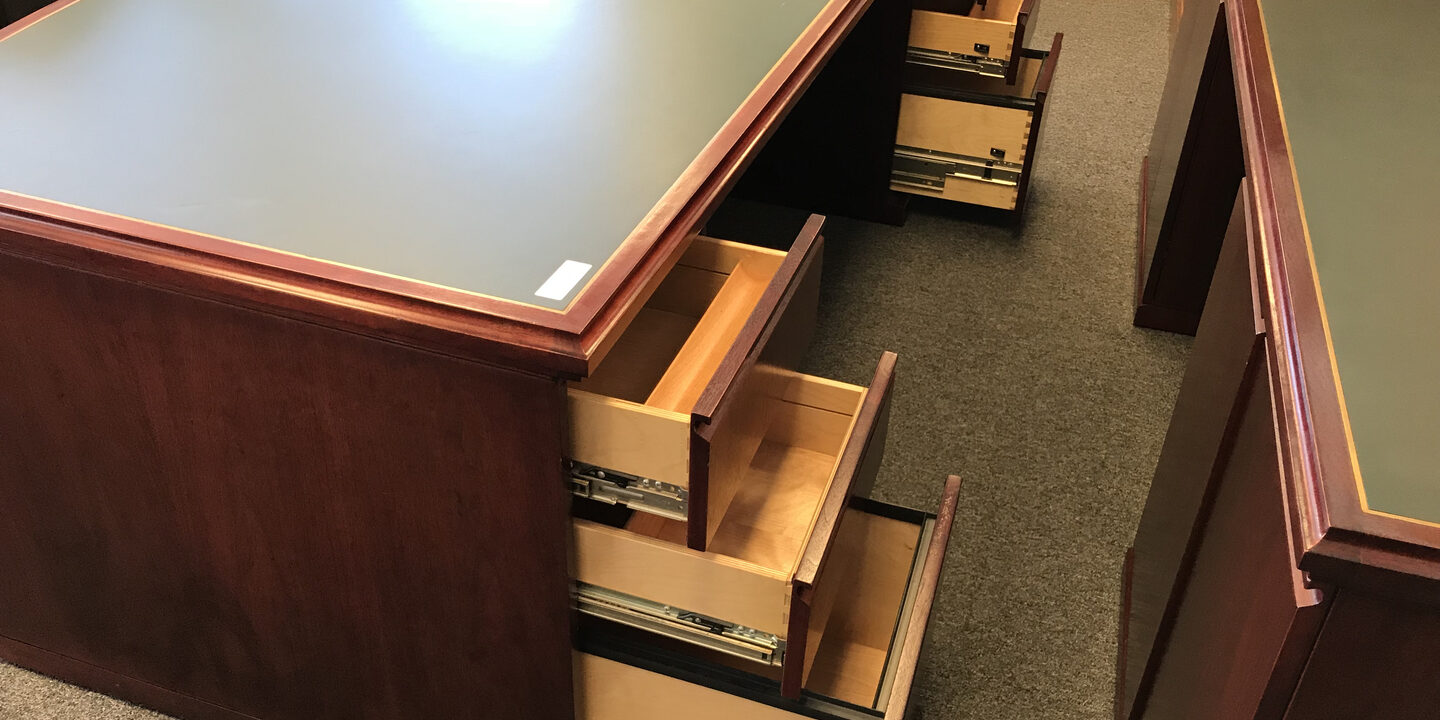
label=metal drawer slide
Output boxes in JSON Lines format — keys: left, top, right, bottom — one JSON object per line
{"left": 576, "top": 583, "right": 786, "bottom": 666}
{"left": 891, "top": 145, "right": 1022, "bottom": 192}
{"left": 570, "top": 463, "right": 688, "bottom": 521}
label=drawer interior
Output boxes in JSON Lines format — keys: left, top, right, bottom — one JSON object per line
{"left": 909, "top": 0, "right": 1030, "bottom": 67}
{"left": 567, "top": 237, "right": 788, "bottom": 489}
{"left": 576, "top": 501, "right": 938, "bottom": 718}
{"left": 573, "top": 373, "right": 870, "bottom": 638}
{"left": 627, "top": 372, "right": 865, "bottom": 571}
{"left": 802, "top": 505, "right": 931, "bottom": 708}
{"left": 575, "top": 237, "right": 786, "bottom": 415}
{"left": 907, "top": 48, "right": 1050, "bottom": 102}
{"left": 893, "top": 47, "right": 1055, "bottom": 210}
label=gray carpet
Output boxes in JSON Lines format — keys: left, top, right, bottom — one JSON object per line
{"left": 0, "top": 0, "right": 1188, "bottom": 717}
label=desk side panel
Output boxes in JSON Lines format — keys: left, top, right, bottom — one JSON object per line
{"left": 0, "top": 248, "right": 573, "bottom": 720}
{"left": 1138, "top": 351, "right": 1326, "bottom": 720}
{"left": 1124, "top": 186, "right": 1261, "bottom": 715}
{"left": 1284, "top": 589, "right": 1440, "bottom": 720}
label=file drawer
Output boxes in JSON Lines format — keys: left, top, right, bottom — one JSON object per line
{"left": 892, "top": 33, "right": 1062, "bottom": 215}
{"left": 576, "top": 477, "right": 963, "bottom": 716}
{"left": 909, "top": 0, "right": 1040, "bottom": 83}
{"left": 568, "top": 216, "right": 828, "bottom": 550}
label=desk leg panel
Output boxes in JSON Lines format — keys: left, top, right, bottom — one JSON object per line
{"left": 0, "top": 250, "right": 574, "bottom": 720}
{"left": 1124, "top": 185, "right": 1263, "bottom": 715}
{"left": 1285, "top": 590, "right": 1440, "bottom": 720}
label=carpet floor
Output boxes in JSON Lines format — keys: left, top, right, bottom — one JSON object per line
{"left": 0, "top": 0, "right": 1189, "bottom": 717}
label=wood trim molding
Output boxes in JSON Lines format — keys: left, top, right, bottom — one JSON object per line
{"left": 0, "top": 0, "right": 875, "bottom": 379}
{"left": 1227, "top": 0, "right": 1440, "bottom": 593}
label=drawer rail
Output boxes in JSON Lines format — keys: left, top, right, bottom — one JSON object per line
{"left": 570, "top": 463, "right": 688, "bottom": 521}
{"left": 576, "top": 583, "right": 785, "bottom": 666}
{"left": 892, "top": 145, "right": 1022, "bottom": 192}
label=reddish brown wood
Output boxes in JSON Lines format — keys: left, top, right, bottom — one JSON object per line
{"left": 1284, "top": 590, "right": 1440, "bottom": 719}
{"left": 693, "top": 215, "right": 826, "bottom": 423}
{"left": 1133, "top": 4, "right": 1244, "bottom": 335}
{"left": 0, "top": 637, "right": 260, "bottom": 720}
{"left": 0, "top": 0, "right": 876, "bottom": 380}
{"left": 1124, "top": 184, "right": 1264, "bottom": 716}
{"left": 780, "top": 586, "right": 814, "bottom": 699}
{"left": 794, "top": 352, "right": 899, "bottom": 588}
{"left": 1115, "top": 548, "right": 1135, "bottom": 720}
{"left": 0, "top": 249, "right": 574, "bottom": 720}
{"left": 1139, "top": 0, "right": 1222, "bottom": 271}
{"left": 1220, "top": 0, "right": 1440, "bottom": 594}
{"left": 1006, "top": 0, "right": 1038, "bottom": 86}
{"left": 1012, "top": 32, "right": 1062, "bottom": 222}
{"left": 0, "top": 0, "right": 70, "bottom": 35}
{"left": 882, "top": 475, "right": 963, "bottom": 720}
{"left": 1137, "top": 349, "right": 1327, "bottom": 720}
{"left": 1134, "top": 156, "right": 1149, "bottom": 314}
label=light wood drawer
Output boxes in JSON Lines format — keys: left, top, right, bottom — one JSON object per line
{"left": 892, "top": 33, "right": 1061, "bottom": 214}
{"left": 573, "top": 352, "right": 897, "bottom": 687}
{"left": 909, "top": 0, "right": 1040, "bottom": 84}
{"left": 568, "top": 217, "right": 826, "bottom": 551}
{"left": 575, "top": 477, "right": 964, "bottom": 718}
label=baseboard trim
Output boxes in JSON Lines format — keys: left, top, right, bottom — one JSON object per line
{"left": 0, "top": 635, "right": 259, "bottom": 720}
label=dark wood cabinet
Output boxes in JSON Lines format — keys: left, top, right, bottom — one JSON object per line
{"left": 1121, "top": 2, "right": 1440, "bottom": 717}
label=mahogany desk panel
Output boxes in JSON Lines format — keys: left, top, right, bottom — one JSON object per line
{"left": 1121, "top": 2, "right": 1440, "bottom": 718}
{"left": 0, "top": 1, "right": 924, "bottom": 719}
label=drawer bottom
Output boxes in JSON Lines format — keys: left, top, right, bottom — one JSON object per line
{"left": 576, "top": 480, "right": 961, "bottom": 720}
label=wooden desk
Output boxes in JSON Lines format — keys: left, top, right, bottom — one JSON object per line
{"left": 0, "top": 2, "right": 950, "bottom": 719}
{"left": 1122, "top": 2, "right": 1440, "bottom": 718}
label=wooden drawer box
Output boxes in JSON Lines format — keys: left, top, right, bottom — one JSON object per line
{"left": 576, "top": 477, "right": 963, "bottom": 717}
{"left": 891, "top": 33, "right": 1062, "bottom": 215}
{"left": 569, "top": 216, "right": 882, "bottom": 553}
{"left": 909, "top": 0, "right": 1041, "bottom": 84}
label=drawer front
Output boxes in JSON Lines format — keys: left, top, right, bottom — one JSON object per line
{"left": 909, "top": 0, "right": 1037, "bottom": 81}
{"left": 568, "top": 216, "right": 825, "bottom": 549}
{"left": 891, "top": 34, "right": 1063, "bottom": 213}
{"left": 897, "top": 93, "right": 1034, "bottom": 166}
{"left": 572, "top": 354, "right": 898, "bottom": 664}
{"left": 576, "top": 477, "right": 964, "bottom": 720}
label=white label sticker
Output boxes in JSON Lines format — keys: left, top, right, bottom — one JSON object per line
{"left": 534, "top": 260, "right": 593, "bottom": 301}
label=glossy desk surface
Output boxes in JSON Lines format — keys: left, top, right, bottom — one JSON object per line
{"left": 0, "top": 0, "right": 828, "bottom": 309}
{"left": 1260, "top": 0, "right": 1440, "bottom": 526}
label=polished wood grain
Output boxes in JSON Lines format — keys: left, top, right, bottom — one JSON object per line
{"left": 1138, "top": 351, "right": 1326, "bottom": 720}
{"left": 1123, "top": 183, "right": 1264, "bottom": 717}
{"left": 1126, "top": 3, "right": 1440, "bottom": 716}
{"left": 1133, "top": 4, "right": 1243, "bottom": 335}
{"left": 0, "top": 249, "right": 574, "bottom": 720}
{"left": 0, "top": 0, "right": 66, "bottom": 34}
{"left": 690, "top": 218, "right": 825, "bottom": 549}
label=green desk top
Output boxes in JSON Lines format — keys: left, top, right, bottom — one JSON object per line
{"left": 1262, "top": 0, "right": 1440, "bottom": 524}
{"left": 0, "top": 0, "right": 828, "bottom": 308}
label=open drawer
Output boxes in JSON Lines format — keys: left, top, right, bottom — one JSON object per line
{"left": 891, "top": 33, "right": 1062, "bottom": 215}
{"left": 575, "top": 477, "right": 964, "bottom": 717}
{"left": 568, "top": 216, "right": 851, "bottom": 551}
{"left": 573, "top": 351, "right": 897, "bottom": 688}
{"left": 909, "top": 0, "right": 1041, "bottom": 84}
